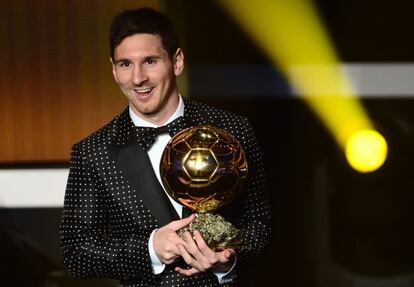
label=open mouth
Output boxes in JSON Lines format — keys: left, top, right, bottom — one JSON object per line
{"left": 133, "top": 87, "right": 154, "bottom": 96}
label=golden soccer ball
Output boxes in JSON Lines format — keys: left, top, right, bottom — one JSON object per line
{"left": 160, "top": 125, "right": 248, "bottom": 213}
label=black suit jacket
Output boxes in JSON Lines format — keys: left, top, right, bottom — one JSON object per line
{"left": 60, "top": 98, "right": 271, "bottom": 287}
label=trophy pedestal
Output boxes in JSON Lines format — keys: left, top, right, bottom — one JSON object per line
{"left": 177, "top": 213, "right": 243, "bottom": 251}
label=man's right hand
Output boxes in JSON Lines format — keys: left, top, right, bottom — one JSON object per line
{"left": 153, "top": 214, "right": 195, "bottom": 264}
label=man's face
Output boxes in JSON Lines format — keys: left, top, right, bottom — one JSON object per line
{"left": 111, "top": 33, "right": 184, "bottom": 124}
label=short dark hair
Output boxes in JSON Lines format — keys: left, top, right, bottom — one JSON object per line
{"left": 109, "top": 7, "right": 180, "bottom": 60}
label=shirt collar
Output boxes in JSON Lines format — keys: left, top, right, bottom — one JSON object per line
{"left": 129, "top": 95, "right": 184, "bottom": 128}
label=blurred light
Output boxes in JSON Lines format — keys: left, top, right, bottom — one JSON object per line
{"left": 218, "top": 0, "right": 388, "bottom": 170}
{"left": 345, "top": 129, "right": 388, "bottom": 173}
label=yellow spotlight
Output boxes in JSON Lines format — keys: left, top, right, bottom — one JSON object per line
{"left": 345, "top": 129, "right": 388, "bottom": 173}
{"left": 218, "top": 0, "right": 389, "bottom": 173}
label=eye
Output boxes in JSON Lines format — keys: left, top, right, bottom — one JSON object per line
{"left": 145, "top": 59, "right": 157, "bottom": 65}
{"left": 116, "top": 60, "right": 132, "bottom": 69}
{"left": 119, "top": 62, "right": 131, "bottom": 68}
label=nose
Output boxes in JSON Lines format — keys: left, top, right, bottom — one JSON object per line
{"left": 132, "top": 66, "right": 148, "bottom": 85}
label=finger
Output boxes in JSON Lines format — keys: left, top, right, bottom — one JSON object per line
{"left": 153, "top": 228, "right": 187, "bottom": 248}
{"left": 190, "top": 231, "right": 235, "bottom": 265}
{"left": 163, "top": 255, "right": 180, "bottom": 265}
{"left": 192, "top": 233, "right": 233, "bottom": 265}
{"left": 166, "top": 230, "right": 188, "bottom": 245}
{"left": 223, "top": 248, "right": 235, "bottom": 258}
{"left": 184, "top": 231, "right": 219, "bottom": 271}
{"left": 177, "top": 243, "right": 203, "bottom": 271}
{"left": 218, "top": 248, "right": 236, "bottom": 263}
{"left": 169, "top": 214, "right": 195, "bottom": 230}
{"left": 183, "top": 231, "right": 205, "bottom": 262}
{"left": 174, "top": 266, "right": 200, "bottom": 276}
{"left": 192, "top": 230, "right": 213, "bottom": 257}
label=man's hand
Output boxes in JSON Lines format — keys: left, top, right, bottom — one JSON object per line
{"left": 175, "top": 230, "right": 236, "bottom": 276}
{"left": 153, "top": 214, "right": 195, "bottom": 264}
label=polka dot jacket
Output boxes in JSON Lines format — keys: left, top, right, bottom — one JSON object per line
{"left": 60, "top": 98, "right": 272, "bottom": 287}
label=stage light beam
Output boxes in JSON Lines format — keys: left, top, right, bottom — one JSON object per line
{"left": 218, "top": 0, "right": 388, "bottom": 173}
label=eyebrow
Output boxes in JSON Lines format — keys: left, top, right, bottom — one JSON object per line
{"left": 142, "top": 55, "right": 162, "bottom": 61}
{"left": 114, "top": 58, "right": 132, "bottom": 64}
{"left": 114, "top": 55, "right": 162, "bottom": 65}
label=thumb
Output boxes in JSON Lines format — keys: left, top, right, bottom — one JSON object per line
{"left": 169, "top": 213, "right": 195, "bottom": 231}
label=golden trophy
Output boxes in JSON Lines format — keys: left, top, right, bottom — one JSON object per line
{"left": 160, "top": 125, "right": 248, "bottom": 251}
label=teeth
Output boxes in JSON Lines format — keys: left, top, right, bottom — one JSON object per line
{"left": 135, "top": 88, "right": 152, "bottom": 93}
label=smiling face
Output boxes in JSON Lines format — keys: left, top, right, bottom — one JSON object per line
{"left": 111, "top": 33, "right": 184, "bottom": 125}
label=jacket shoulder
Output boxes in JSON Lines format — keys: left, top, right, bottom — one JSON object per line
{"left": 185, "top": 98, "right": 259, "bottom": 153}
{"left": 185, "top": 98, "right": 249, "bottom": 126}
{"left": 73, "top": 109, "right": 129, "bottom": 152}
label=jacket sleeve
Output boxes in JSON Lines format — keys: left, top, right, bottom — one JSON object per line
{"left": 59, "top": 143, "right": 155, "bottom": 282}
{"left": 235, "top": 118, "right": 272, "bottom": 270}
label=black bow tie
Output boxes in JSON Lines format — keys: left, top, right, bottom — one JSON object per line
{"left": 135, "top": 116, "right": 188, "bottom": 150}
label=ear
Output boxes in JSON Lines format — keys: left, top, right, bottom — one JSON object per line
{"left": 110, "top": 57, "right": 118, "bottom": 83}
{"left": 173, "top": 48, "right": 184, "bottom": 76}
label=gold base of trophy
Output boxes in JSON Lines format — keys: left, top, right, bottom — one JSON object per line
{"left": 177, "top": 213, "right": 243, "bottom": 252}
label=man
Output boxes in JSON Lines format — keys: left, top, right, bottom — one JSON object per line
{"left": 60, "top": 7, "right": 271, "bottom": 287}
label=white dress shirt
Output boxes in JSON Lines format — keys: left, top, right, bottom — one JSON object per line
{"left": 129, "top": 96, "right": 234, "bottom": 284}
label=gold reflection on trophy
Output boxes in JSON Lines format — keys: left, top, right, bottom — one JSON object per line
{"left": 160, "top": 125, "right": 248, "bottom": 251}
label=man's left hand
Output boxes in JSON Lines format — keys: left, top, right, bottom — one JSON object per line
{"left": 174, "top": 230, "right": 236, "bottom": 276}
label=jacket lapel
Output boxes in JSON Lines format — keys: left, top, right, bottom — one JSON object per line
{"left": 109, "top": 109, "right": 180, "bottom": 227}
